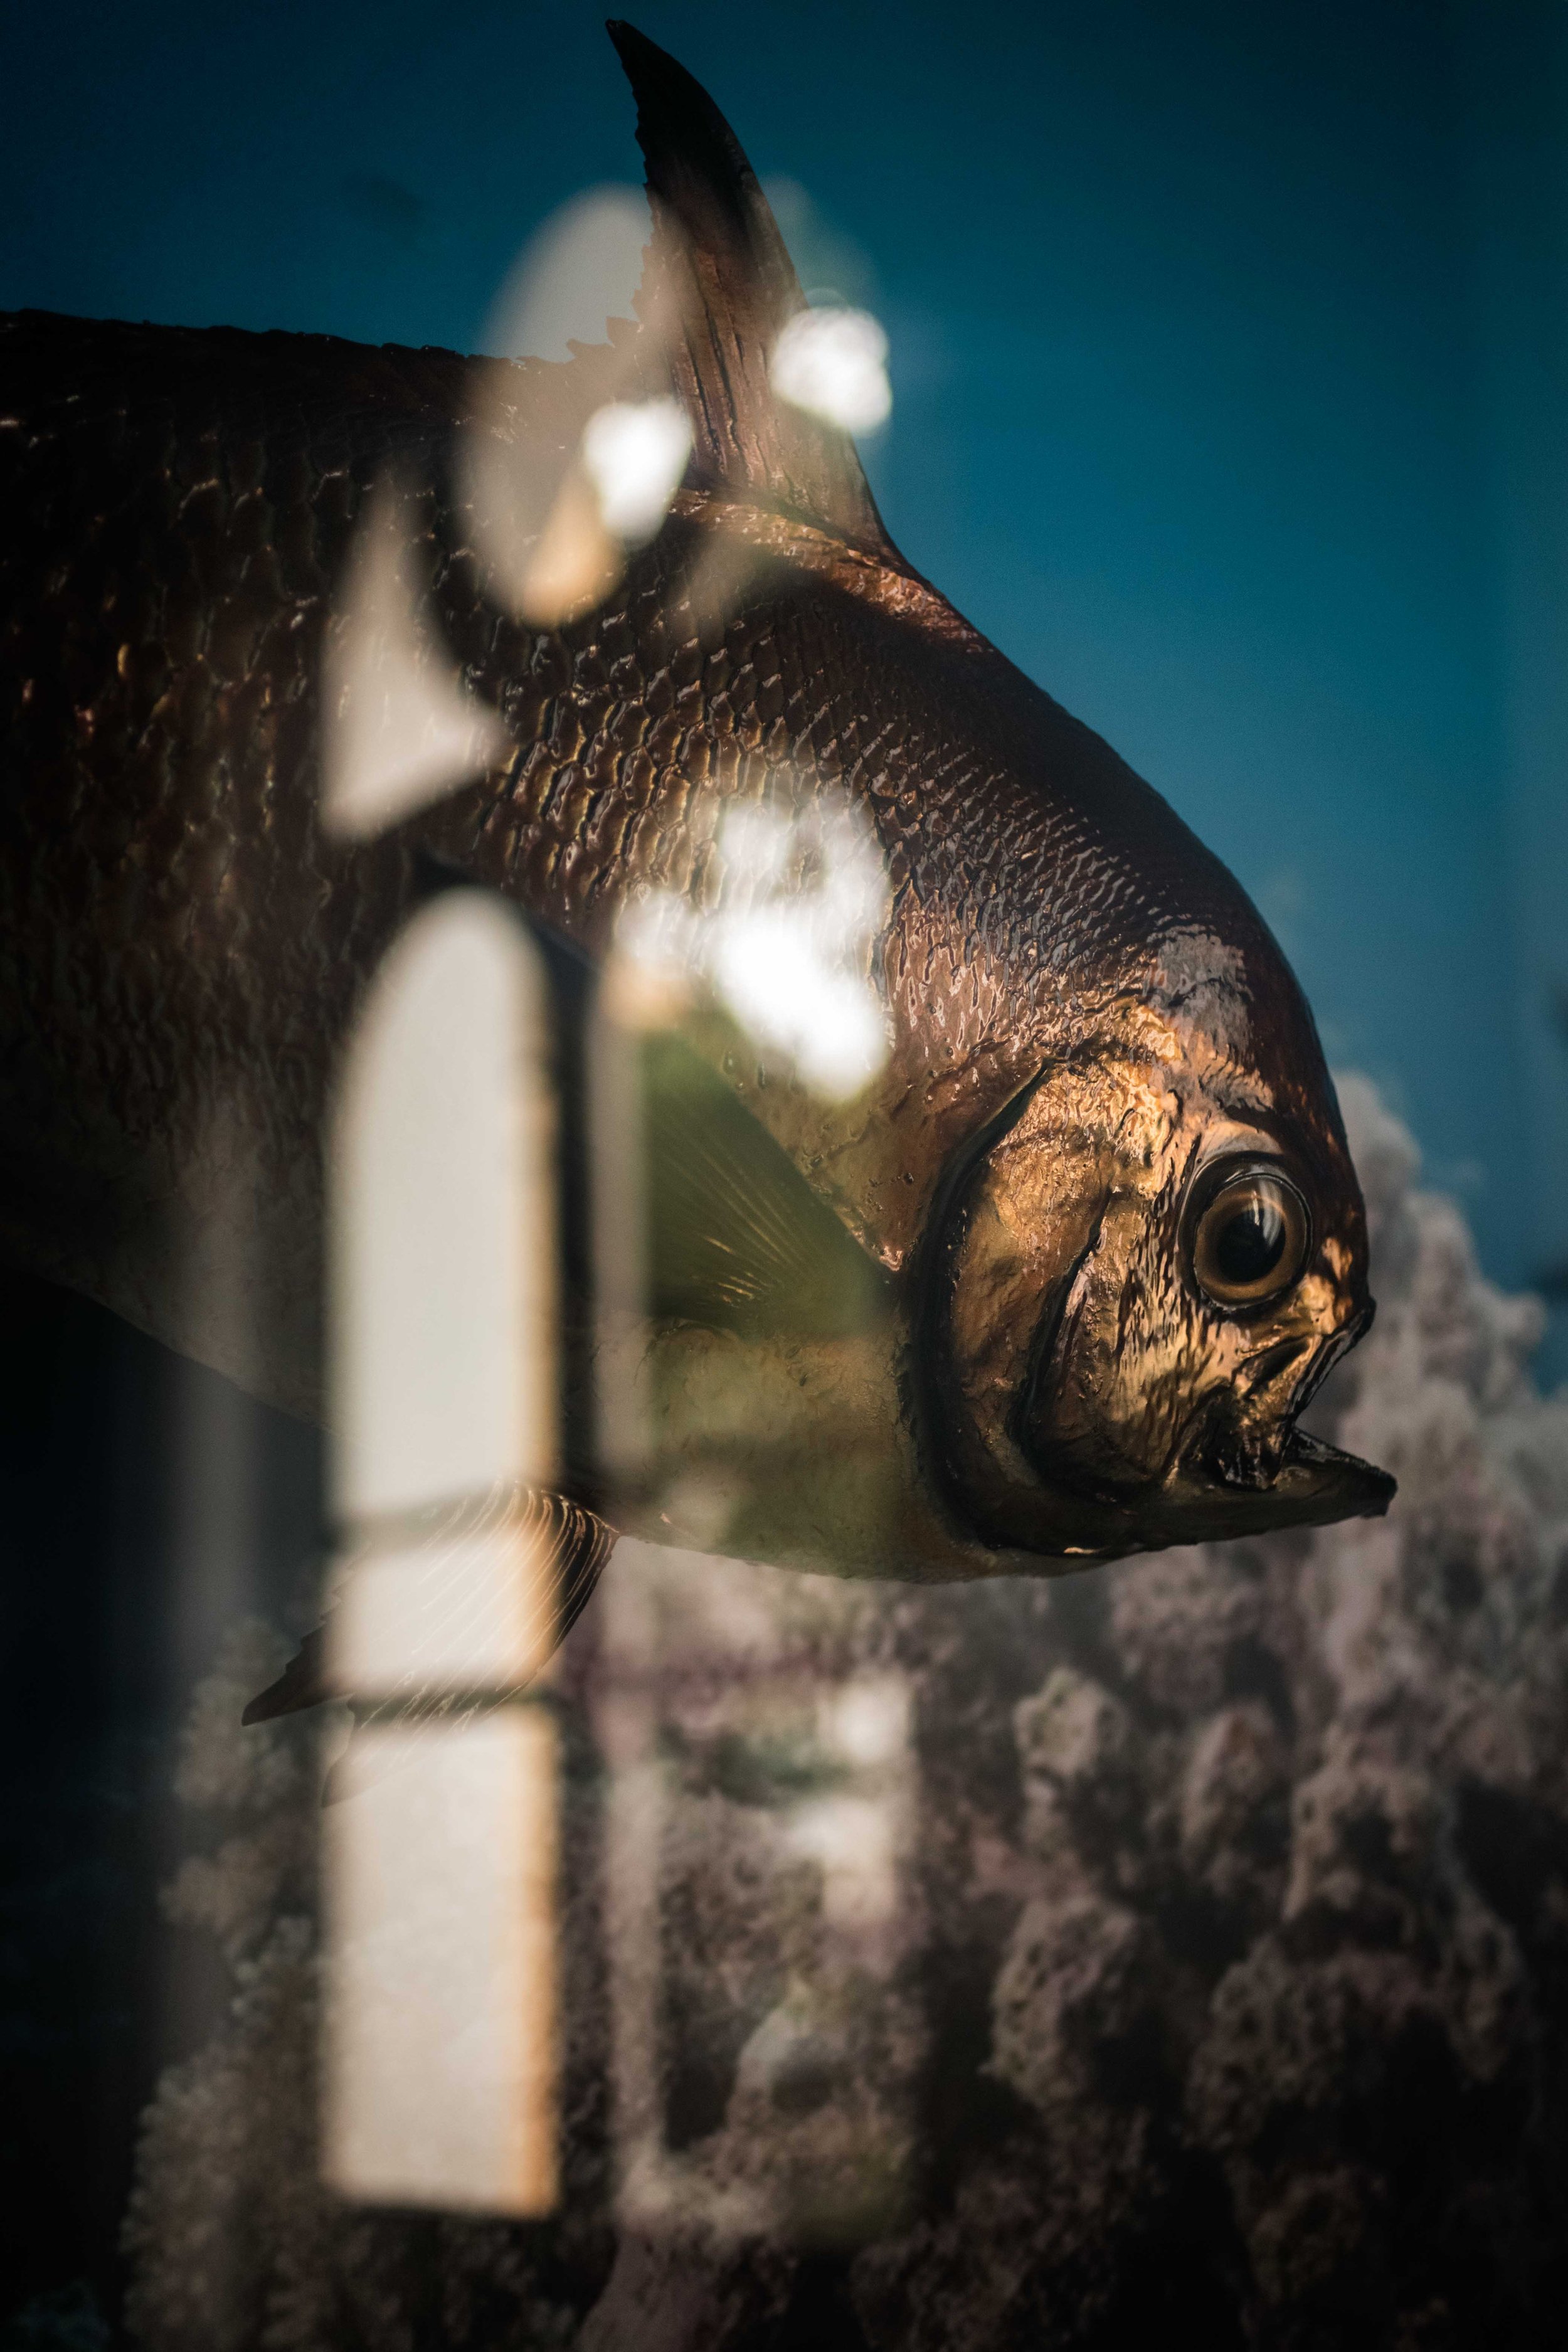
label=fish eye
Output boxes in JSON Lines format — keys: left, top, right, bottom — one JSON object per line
{"left": 1188, "top": 1162, "right": 1311, "bottom": 1310}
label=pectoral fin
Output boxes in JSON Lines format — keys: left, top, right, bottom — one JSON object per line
{"left": 642, "top": 1029, "right": 893, "bottom": 1340}
{"left": 241, "top": 1485, "right": 614, "bottom": 1729}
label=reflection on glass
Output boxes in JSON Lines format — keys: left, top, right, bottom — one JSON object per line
{"left": 459, "top": 186, "right": 691, "bottom": 632}
{"left": 317, "top": 146, "right": 909, "bottom": 2241}
{"left": 484, "top": 185, "right": 649, "bottom": 366}
{"left": 580, "top": 396, "right": 692, "bottom": 541}
{"left": 331, "top": 893, "right": 556, "bottom": 1516}
{"left": 615, "top": 788, "right": 893, "bottom": 1103}
{"left": 770, "top": 307, "right": 893, "bottom": 435}
{"left": 322, "top": 1707, "right": 558, "bottom": 2214}
{"left": 595, "top": 1541, "right": 917, "bottom": 2244}
{"left": 508, "top": 391, "right": 692, "bottom": 632}
{"left": 322, "top": 891, "right": 560, "bottom": 2217}
{"left": 321, "top": 480, "right": 510, "bottom": 842}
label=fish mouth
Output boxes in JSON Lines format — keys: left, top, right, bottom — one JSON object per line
{"left": 1158, "top": 1307, "right": 1394, "bottom": 1537}
{"left": 1041, "top": 1419, "right": 1397, "bottom": 1558}
{"left": 938, "top": 1397, "right": 1396, "bottom": 1562}
{"left": 951, "top": 1343, "right": 1397, "bottom": 1560}
{"left": 1168, "top": 1417, "right": 1396, "bottom": 1538}
{"left": 1108, "top": 1318, "right": 1396, "bottom": 1548}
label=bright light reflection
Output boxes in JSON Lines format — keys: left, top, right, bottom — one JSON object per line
{"left": 323, "top": 1708, "right": 558, "bottom": 2216}
{"left": 820, "top": 1674, "right": 909, "bottom": 1769}
{"left": 617, "top": 793, "right": 892, "bottom": 1101}
{"left": 484, "top": 185, "right": 649, "bottom": 364}
{"left": 462, "top": 186, "right": 695, "bottom": 632}
{"left": 581, "top": 398, "right": 693, "bottom": 542}
{"left": 322, "top": 483, "right": 509, "bottom": 842}
{"left": 770, "top": 307, "right": 893, "bottom": 435}
{"left": 331, "top": 1513, "right": 560, "bottom": 1707}
{"left": 331, "top": 894, "right": 555, "bottom": 1518}
{"left": 324, "top": 891, "right": 560, "bottom": 2218}
{"left": 789, "top": 1794, "right": 899, "bottom": 1934}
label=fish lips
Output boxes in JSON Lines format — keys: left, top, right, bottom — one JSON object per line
{"left": 1008, "top": 1275, "right": 1397, "bottom": 1552}
{"left": 1163, "top": 1306, "right": 1396, "bottom": 1539}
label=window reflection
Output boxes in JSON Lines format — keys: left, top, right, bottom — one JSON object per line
{"left": 321, "top": 891, "right": 561, "bottom": 2217}
{"left": 322, "top": 1707, "right": 558, "bottom": 2215}
{"left": 595, "top": 1542, "right": 916, "bottom": 2244}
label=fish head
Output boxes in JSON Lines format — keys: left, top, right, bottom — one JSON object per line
{"left": 925, "top": 931, "right": 1394, "bottom": 1560}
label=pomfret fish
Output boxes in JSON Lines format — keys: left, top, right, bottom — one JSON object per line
{"left": 0, "top": 21, "right": 1392, "bottom": 1673}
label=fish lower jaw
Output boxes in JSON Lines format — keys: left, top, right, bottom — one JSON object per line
{"left": 1162, "top": 1421, "right": 1396, "bottom": 1537}
{"left": 942, "top": 1418, "right": 1396, "bottom": 1564}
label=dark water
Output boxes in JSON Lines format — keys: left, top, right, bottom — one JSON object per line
{"left": 0, "top": 1275, "right": 320, "bottom": 2343}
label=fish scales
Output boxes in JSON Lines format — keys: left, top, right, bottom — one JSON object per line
{"left": 0, "top": 22, "right": 1392, "bottom": 1616}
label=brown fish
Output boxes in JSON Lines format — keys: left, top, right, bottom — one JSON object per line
{"left": 0, "top": 21, "right": 1392, "bottom": 1661}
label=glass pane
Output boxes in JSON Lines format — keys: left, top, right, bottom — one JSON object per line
{"left": 6, "top": 11, "right": 1568, "bottom": 2347}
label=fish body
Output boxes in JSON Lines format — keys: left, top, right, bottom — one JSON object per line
{"left": 0, "top": 24, "right": 1392, "bottom": 1596}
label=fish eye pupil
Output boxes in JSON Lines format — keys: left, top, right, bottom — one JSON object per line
{"left": 1190, "top": 1167, "right": 1309, "bottom": 1308}
{"left": 1214, "top": 1197, "right": 1285, "bottom": 1285}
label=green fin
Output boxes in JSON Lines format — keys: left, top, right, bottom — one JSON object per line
{"left": 642, "top": 1029, "right": 893, "bottom": 1340}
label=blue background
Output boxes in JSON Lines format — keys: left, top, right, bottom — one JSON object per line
{"left": 3, "top": 0, "right": 1565, "bottom": 1368}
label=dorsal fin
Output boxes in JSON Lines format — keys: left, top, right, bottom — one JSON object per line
{"left": 607, "top": 19, "right": 896, "bottom": 559}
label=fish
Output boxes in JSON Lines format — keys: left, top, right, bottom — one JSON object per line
{"left": 0, "top": 19, "right": 1393, "bottom": 1702}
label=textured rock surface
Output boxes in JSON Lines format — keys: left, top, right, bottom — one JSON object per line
{"left": 124, "top": 1080, "right": 1568, "bottom": 2348}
